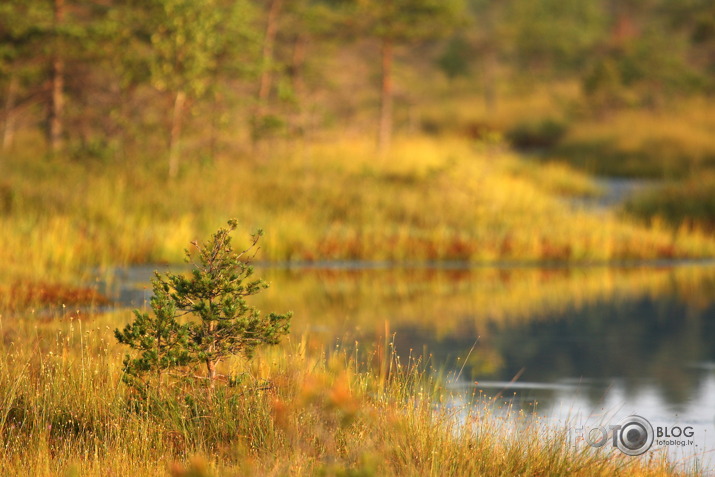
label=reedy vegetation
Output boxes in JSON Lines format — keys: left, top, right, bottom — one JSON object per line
{"left": 0, "top": 217, "right": 711, "bottom": 476}
{"left": 0, "top": 1, "right": 713, "bottom": 474}
{"left": 0, "top": 310, "right": 696, "bottom": 476}
{"left": 2, "top": 136, "right": 715, "bottom": 287}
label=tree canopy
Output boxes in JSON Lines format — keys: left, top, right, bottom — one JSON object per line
{"left": 0, "top": 0, "right": 712, "bottom": 164}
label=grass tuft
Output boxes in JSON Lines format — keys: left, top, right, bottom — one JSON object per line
{"left": 0, "top": 311, "right": 698, "bottom": 476}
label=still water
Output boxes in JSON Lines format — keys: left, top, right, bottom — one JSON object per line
{"left": 109, "top": 261, "right": 715, "bottom": 470}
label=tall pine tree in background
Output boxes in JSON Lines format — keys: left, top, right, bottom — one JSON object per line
{"left": 350, "top": 0, "right": 465, "bottom": 154}
{"left": 145, "top": 0, "right": 224, "bottom": 179}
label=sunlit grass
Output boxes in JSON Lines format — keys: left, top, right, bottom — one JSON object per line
{"left": 0, "top": 309, "right": 695, "bottom": 476}
{"left": 419, "top": 81, "right": 715, "bottom": 180}
{"left": 2, "top": 135, "right": 715, "bottom": 287}
{"left": 556, "top": 98, "right": 715, "bottom": 178}
{"left": 624, "top": 172, "right": 715, "bottom": 230}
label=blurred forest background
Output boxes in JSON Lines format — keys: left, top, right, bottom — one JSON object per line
{"left": 2, "top": 0, "right": 715, "bottom": 277}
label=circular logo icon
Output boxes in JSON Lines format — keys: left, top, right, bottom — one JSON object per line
{"left": 616, "top": 415, "right": 654, "bottom": 456}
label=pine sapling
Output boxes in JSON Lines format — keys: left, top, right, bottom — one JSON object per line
{"left": 169, "top": 219, "right": 292, "bottom": 386}
{"left": 115, "top": 276, "right": 193, "bottom": 396}
{"left": 115, "top": 219, "right": 292, "bottom": 392}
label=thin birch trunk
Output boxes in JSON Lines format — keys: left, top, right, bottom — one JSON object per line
{"left": 2, "top": 73, "right": 19, "bottom": 151}
{"left": 48, "top": 0, "right": 65, "bottom": 154}
{"left": 253, "top": 0, "right": 282, "bottom": 143}
{"left": 377, "top": 37, "right": 394, "bottom": 155}
{"left": 168, "top": 90, "right": 186, "bottom": 180}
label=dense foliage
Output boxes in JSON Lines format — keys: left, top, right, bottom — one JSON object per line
{"left": 115, "top": 219, "right": 292, "bottom": 392}
{"left": 0, "top": 0, "right": 713, "bottom": 170}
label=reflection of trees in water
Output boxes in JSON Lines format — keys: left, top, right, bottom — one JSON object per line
{"left": 255, "top": 265, "right": 715, "bottom": 333}
{"left": 246, "top": 264, "right": 715, "bottom": 407}
{"left": 394, "top": 294, "right": 715, "bottom": 409}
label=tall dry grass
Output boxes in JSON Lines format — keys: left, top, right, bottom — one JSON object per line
{"left": 0, "top": 308, "right": 696, "bottom": 476}
{"left": 2, "top": 136, "right": 714, "bottom": 287}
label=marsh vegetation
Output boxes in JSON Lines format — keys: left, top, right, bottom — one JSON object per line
{"left": 2, "top": 0, "right": 715, "bottom": 474}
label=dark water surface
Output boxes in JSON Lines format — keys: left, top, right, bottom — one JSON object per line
{"left": 106, "top": 262, "right": 715, "bottom": 471}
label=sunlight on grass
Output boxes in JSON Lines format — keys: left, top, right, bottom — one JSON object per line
{"left": 557, "top": 99, "right": 715, "bottom": 177}
{"left": 2, "top": 135, "right": 714, "bottom": 286}
{"left": 0, "top": 308, "right": 694, "bottom": 476}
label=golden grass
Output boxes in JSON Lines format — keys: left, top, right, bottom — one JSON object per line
{"left": 555, "top": 98, "right": 715, "bottom": 177}
{"left": 2, "top": 135, "right": 715, "bottom": 287}
{"left": 418, "top": 80, "right": 715, "bottom": 179}
{"left": 0, "top": 309, "right": 696, "bottom": 476}
{"left": 624, "top": 172, "right": 715, "bottom": 230}
{"left": 567, "top": 99, "right": 715, "bottom": 159}
{"left": 0, "top": 77, "right": 710, "bottom": 477}
{"left": 417, "top": 77, "right": 580, "bottom": 133}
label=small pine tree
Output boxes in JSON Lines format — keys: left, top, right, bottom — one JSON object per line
{"left": 115, "top": 277, "right": 193, "bottom": 396}
{"left": 115, "top": 219, "right": 292, "bottom": 391}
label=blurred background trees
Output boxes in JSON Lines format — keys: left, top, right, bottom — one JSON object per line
{"left": 0, "top": 0, "right": 713, "bottom": 174}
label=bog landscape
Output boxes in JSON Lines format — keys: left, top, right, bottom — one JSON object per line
{"left": 1, "top": 1, "right": 715, "bottom": 475}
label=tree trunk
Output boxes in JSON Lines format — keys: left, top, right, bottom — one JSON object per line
{"left": 2, "top": 73, "right": 19, "bottom": 152}
{"left": 206, "top": 359, "right": 216, "bottom": 389}
{"left": 378, "top": 37, "right": 394, "bottom": 155}
{"left": 156, "top": 335, "right": 163, "bottom": 398}
{"left": 48, "top": 0, "right": 65, "bottom": 155}
{"left": 258, "top": 0, "right": 282, "bottom": 104}
{"left": 168, "top": 90, "right": 186, "bottom": 180}
{"left": 206, "top": 318, "right": 216, "bottom": 389}
{"left": 252, "top": 0, "right": 282, "bottom": 143}
{"left": 483, "top": 49, "right": 497, "bottom": 115}
{"left": 288, "top": 34, "right": 307, "bottom": 136}
{"left": 609, "top": 0, "right": 637, "bottom": 48}
{"left": 209, "top": 90, "right": 221, "bottom": 161}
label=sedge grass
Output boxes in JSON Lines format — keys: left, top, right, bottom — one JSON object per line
{"left": 2, "top": 136, "right": 715, "bottom": 287}
{"left": 0, "top": 308, "right": 698, "bottom": 476}
{"left": 624, "top": 173, "right": 715, "bottom": 230}
{"left": 419, "top": 80, "right": 715, "bottom": 180}
{"left": 554, "top": 98, "right": 715, "bottom": 178}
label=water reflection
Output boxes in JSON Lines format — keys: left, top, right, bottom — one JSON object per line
{"left": 108, "top": 262, "right": 715, "bottom": 464}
